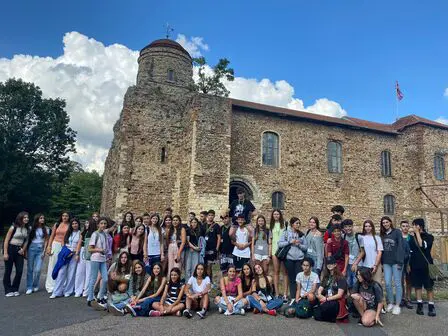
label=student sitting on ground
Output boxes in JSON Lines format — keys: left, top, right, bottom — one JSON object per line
{"left": 285, "top": 257, "right": 319, "bottom": 318}
{"left": 314, "top": 256, "right": 348, "bottom": 323}
{"left": 351, "top": 267, "right": 384, "bottom": 327}
{"left": 247, "top": 262, "right": 283, "bottom": 316}
{"left": 214, "top": 265, "right": 247, "bottom": 316}
{"left": 150, "top": 267, "right": 185, "bottom": 317}
{"left": 183, "top": 263, "right": 211, "bottom": 319}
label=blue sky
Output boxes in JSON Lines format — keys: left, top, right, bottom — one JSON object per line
{"left": 0, "top": 1, "right": 447, "bottom": 170}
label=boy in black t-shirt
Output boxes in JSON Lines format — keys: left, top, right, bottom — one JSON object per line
{"left": 199, "top": 211, "right": 208, "bottom": 236}
{"left": 219, "top": 214, "right": 233, "bottom": 275}
{"left": 204, "top": 210, "right": 221, "bottom": 284}
{"left": 228, "top": 188, "right": 255, "bottom": 226}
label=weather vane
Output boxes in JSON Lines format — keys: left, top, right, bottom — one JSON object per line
{"left": 165, "top": 23, "right": 174, "bottom": 39}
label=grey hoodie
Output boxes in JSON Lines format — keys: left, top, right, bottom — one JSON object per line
{"left": 278, "top": 228, "right": 308, "bottom": 261}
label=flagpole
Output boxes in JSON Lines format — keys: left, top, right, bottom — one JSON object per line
{"left": 395, "top": 84, "right": 399, "bottom": 121}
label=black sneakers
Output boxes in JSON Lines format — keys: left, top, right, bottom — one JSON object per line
{"left": 416, "top": 302, "right": 424, "bottom": 315}
{"left": 91, "top": 299, "right": 108, "bottom": 311}
{"left": 428, "top": 304, "right": 436, "bottom": 317}
{"left": 183, "top": 309, "right": 193, "bottom": 318}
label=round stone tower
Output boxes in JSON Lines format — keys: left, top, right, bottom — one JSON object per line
{"left": 137, "top": 39, "right": 193, "bottom": 87}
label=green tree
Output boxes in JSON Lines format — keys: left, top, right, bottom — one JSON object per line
{"left": 50, "top": 169, "right": 102, "bottom": 222}
{"left": 192, "top": 57, "right": 235, "bottom": 97}
{"left": 0, "top": 78, "right": 76, "bottom": 228}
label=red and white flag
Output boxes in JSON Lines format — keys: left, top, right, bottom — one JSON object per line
{"left": 396, "top": 81, "right": 404, "bottom": 101}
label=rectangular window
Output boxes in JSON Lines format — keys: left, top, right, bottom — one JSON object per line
{"left": 434, "top": 154, "right": 445, "bottom": 180}
{"left": 381, "top": 150, "right": 392, "bottom": 177}
{"left": 328, "top": 141, "right": 342, "bottom": 173}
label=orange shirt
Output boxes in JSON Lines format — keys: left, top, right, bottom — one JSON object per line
{"left": 54, "top": 223, "right": 69, "bottom": 243}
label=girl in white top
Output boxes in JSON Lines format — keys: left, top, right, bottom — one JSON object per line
{"left": 143, "top": 214, "right": 165, "bottom": 274}
{"left": 361, "top": 220, "right": 384, "bottom": 283}
{"left": 51, "top": 218, "right": 82, "bottom": 298}
{"left": 232, "top": 215, "right": 252, "bottom": 272}
{"left": 183, "top": 263, "right": 211, "bottom": 319}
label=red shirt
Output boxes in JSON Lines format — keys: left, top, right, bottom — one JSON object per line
{"left": 326, "top": 238, "right": 349, "bottom": 272}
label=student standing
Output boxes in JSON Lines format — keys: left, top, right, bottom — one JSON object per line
{"left": 161, "top": 215, "right": 173, "bottom": 273}
{"left": 143, "top": 214, "right": 165, "bottom": 274}
{"left": 305, "top": 217, "right": 324, "bottom": 275}
{"left": 204, "top": 210, "right": 221, "bottom": 284}
{"left": 400, "top": 220, "right": 413, "bottom": 309}
{"left": 45, "top": 212, "right": 70, "bottom": 293}
{"left": 122, "top": 211, "right": 135, "bottom": 230}
{"left": 409, "top": 218, "right": 436, "bottom": 317}
{"left": 3, "top": 211, "right": 29, "bottom": 297}
{"left": 113, "top": 223, "right": 130, "bottom": 258}
{"left": 219, "top": 214, "right": 234, "bottom": 276}
{"left": 342, "top": 219, "right": 365, "bottom": 290}
{"left": 380, "top": 216, "right": 405, "bottom": 315}
{"left": 360, "top": 220, "right": 383, "bottom": 283}
{"left": 269, "top": 209, "right": 288, "bottom": 300}
{"left": 326, "top": 225, "right": 349, "bottom": 276}
{"left": 278, "top": 217, "right": 308, "bottom": 300}
{"left": 228, "top": 188, "right": 256, "bottom": 226}
{"left": 351, "top": 267, "right": 384, "bottom": 327}
{"left": 51, "top": 218, "right": 82, "bottom": 298}
{"left": 129, "top": 224, "right": 145, "bottom": 261}
{"left": 167, "top": 215, "right": 186, "bottom": 276}
{"left": 26, "top": 214, "right": 49, "bottom": 294}
{"left": 87, "top": 218, "right": 109, "bottom": 308}
{"left": 185, "top": 217, "right": 202, "bottom": 279}
{"left": 251, "top": 215, "right": 271, "bottom": 274}
{"left": 232, "top": 215, "right": 252, "bottom": 272}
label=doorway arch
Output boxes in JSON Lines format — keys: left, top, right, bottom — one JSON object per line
{"left": 229, "top": 180, "right": 253, "bottom": 205}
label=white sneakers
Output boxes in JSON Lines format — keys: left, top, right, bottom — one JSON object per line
{"left": 392, "top": 305, "right": 401, "bottom": 315}
{"left": 386, "top": 303, "right": 394, "bottom": 313}
{"left": 26, "top": 289, "right": 33, "bottom": 295}
{"left": 33, "top": 287, "right": 39, "bottom": 292}
{"left": 49, "top": 294, "right": 57, "bottom": 299}
{"left": 5, "top": 292, "right": 14, "bottom": 297}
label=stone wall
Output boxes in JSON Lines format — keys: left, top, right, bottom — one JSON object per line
{"left": 229, "top": 108, "right": 448, "bottom": 231}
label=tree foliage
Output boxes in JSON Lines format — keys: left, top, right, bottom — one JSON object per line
{"left": 49, "top": 169, "right": 103, "bottom": 222}
{"left": 0, "top": 78, "right": 77, "bottom": 227}
{"left": 192, "top": 57, "right": 235, "bottom": 97}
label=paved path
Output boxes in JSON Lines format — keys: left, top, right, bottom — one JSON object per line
{"left": 0, "top": 261, "right": 445, "bottom": 336}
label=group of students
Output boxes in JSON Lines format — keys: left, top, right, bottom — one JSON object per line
{"left": 2, "top": 188, "right": 439, "bottom": 326}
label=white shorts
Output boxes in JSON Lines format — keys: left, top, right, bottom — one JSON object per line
{"left": 254, "top": 254, "right": 269, "bottom": 261}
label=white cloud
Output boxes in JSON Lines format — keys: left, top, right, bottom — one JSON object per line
{"left": 0, "top": 32, "right": 139, "bottom": 173}
{"left": 175, "top": 34, "right": 209, "bottom": 58}
{"left": 444, "top": 88, "right": 448, "bottom": 97}
{"left": 0, "top": 32, "right": 346, "bottom": 173}
{"left": 436, "top": 117, "right": 448, "bottom": 125}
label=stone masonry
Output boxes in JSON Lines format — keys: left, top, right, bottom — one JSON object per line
{"left": 101, "top": 39, "right": 448, "bottom": 261}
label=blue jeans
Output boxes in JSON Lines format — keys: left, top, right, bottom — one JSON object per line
{"left": 383, "top": 264, "right": 403, "bottom": 305}
{"left": 346, "top": 264, "right": 356, "bottom": 289}
{"left": 216, "top": 296, "right": 246, "bottom": 314}
{"left": 136, "top": 296, "right": 161, "bottom": 316}
{"left": 247, "top": 295, "right": 283, "bottom": 311}
{"left": 26, "top": 243, "right": 44, "bottom": 290}
{"left": 88, "top": 261, "right": 108, "bottom": 301}
{"left": 113, "top": 298, "right": 131, "bottom": 310}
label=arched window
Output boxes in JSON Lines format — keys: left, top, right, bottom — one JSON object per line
{"left": 161, "top": 147, "right": 167, "bottom": 163}
{"left": 262, "top": 132, "right": 279, "bottom": 167}
{"left": 381, "top": 150, "right": 392, "bottom": 177}
{"left": 327, "top": 141, "right": 342, "bottom": 173}
{"left": 167, "top": 69, "right": 174, "bottom": 81}
{"left": 434, "top": 153, "right": 445, "bottom": 180}
{"left": 384, "top": 194, "right": 395, "bottom": 215}
{"left": 272, "top": 191, "right": 285, "bottom": 209}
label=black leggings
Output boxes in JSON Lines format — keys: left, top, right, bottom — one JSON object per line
{"left": 314, "top": 300, "right": 339, "bottom": 322}
{"left": 3, "top": 245, "right": 24, "bottom": 293}
{"left": 284, "top": 259, "right": 303, "bottom": 298}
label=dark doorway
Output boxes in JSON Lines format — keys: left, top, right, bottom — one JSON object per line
{"left": 229, "top": 181, "right": 253, "bottom": 205}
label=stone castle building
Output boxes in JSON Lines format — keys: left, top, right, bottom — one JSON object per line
{"left": 101, "top": 38, "right": 448, "bottom": 235}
